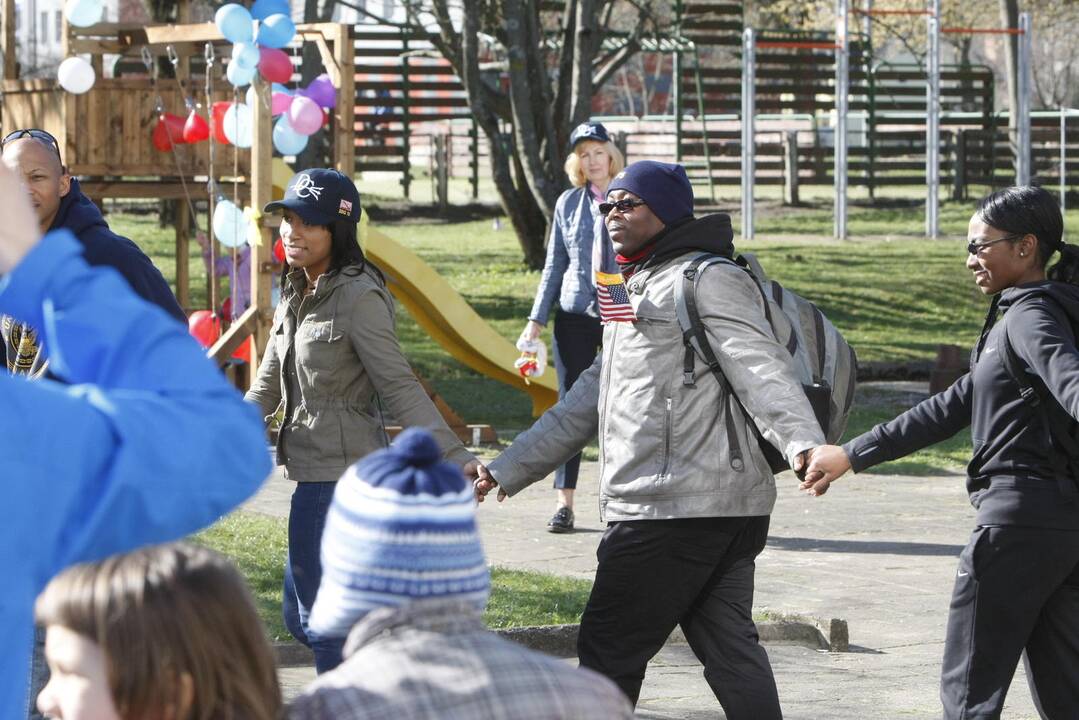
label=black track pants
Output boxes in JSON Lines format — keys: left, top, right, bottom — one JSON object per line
{"left": 941, "top": 525, "right": 1079, "bottom": 720}
{"left": 577, "top": 515, "right": 782, "bottom": 720}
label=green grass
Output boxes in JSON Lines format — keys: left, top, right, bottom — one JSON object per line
{"left": 192, "top": 511, "right": 593, "bottom": 639}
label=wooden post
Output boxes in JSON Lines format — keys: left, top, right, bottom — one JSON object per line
{"left": 332, "top": 23, "right": 354, "bottom": 175}
{"left": 434, "top": 133, "right": 448, "bottom": 210}
{"left": 952, "top": 129, "right": 967, "bottom": 201}
{"left": 2, "top": 0, "right": 15, "bottom": 79}
{"left": 175, "top": 199, "right": 190, "bottom": 309}
{"left": 248, "top": 76, "right": 274, "bottom": 387}
{"left": 783, "top": 131, "right": 800, "bottom": 206}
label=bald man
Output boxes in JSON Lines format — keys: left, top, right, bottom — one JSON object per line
{"left": 0, "top": 132, "right": 184, "bottom": 369}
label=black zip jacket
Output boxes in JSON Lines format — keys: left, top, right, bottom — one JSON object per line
{"left": 843, "top": 281, "right": 1079, "bottom": 529}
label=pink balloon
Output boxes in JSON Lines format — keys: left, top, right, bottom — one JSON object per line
{"left": 271, "top": 91, "right": 293, "bottom": 116}
{"left": 287, "top": 95, "right": 323, "bottom": 135}
{"left": 258, "top": 47, "right": 293, "bottom": 84}
{"left": 299, "top": 73, "right": 336, "bottom": 109}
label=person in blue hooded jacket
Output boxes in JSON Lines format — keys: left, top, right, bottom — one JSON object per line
{"left": 0, "top": 157, "right": 272, "bottom": 717}
{"left": 0, "top": 129, "right": 185, "bottom": 377}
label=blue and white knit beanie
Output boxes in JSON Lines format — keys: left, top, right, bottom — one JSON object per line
{"left": 309, "top": 428, "right": 490, "bottom": 638}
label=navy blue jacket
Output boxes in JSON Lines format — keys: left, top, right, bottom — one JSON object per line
{"left": 51, "top": 178, "right": 185, "bottom": 322}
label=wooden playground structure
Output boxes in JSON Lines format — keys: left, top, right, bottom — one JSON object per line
{"left": 0, "top": 2, "right": 355, "bottom": 382}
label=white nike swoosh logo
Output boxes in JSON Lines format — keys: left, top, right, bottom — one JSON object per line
{"left": 957, "top": 571, "right": 969, "bottom": 577}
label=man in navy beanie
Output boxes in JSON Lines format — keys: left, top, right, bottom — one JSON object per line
{"left": 474, "top": 160, "right": 824, "bottom": 718}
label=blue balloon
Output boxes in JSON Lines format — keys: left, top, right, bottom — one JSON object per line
{"left": 273, "top": 115, "right": 308, "bottom": 156}
{"left": 271, "top": 82, "right": 293, "bottom": 95}
{"left": 226, "top": 60, "right": 256, "bottom": 88}
{"left": 231, "top": 42, "right": 260, "bottom": 70}
{"left": 256, "top": 13, "right": 295, "bottom": 49}
{"left": 251, "top": 0, "right": 290, "bottom": 21}
{"left": 213, "top": 199, "right": 248, "bottom": 249}
{"left": 64, "top": 0, "right": 104, "bottom": 28}
{"left": 215, "top": 4, "right": 253, "bottom": 44}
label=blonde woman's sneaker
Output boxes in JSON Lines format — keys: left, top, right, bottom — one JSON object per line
{"left": 547, "top": 506, "right": 574, "bottom": 533}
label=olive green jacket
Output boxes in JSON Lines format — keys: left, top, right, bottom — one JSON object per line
{"left": 246, "top": 265, "right": 474, "bottom": 482}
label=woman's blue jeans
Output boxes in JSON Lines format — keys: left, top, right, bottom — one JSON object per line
{"left": 284, "top": 480, "right": 345, "bottom": 673}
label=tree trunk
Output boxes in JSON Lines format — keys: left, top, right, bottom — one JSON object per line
{"left": 999, "top": 0, "right": 1020, "bottom": 175}
{"left": 568, "top": 0, "right": 600, "bottom": 127}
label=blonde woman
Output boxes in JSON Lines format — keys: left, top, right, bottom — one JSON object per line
{"left": 519, "top": 122, "right": 624, "bottom": 532}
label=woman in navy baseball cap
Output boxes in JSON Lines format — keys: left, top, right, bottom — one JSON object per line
{"left": 247, "top": 169, "right": 481, "bottom": 674}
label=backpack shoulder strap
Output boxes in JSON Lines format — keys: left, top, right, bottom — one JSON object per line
{"left": 675, "top": 254, "right": 732, "bottom": 387}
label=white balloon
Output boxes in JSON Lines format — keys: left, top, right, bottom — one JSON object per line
{"left": 57, "top": 57, "right": 95, "bottom": 94}
{"left": 213, "top": 199, "right": 248, "bottom": 248}
{"left": 222, "top": 102, "right": 253, "bottom": 149}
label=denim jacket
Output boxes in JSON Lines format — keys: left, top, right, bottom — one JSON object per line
{"left": 528, "top": 186, "right": 602, "bottom": 324}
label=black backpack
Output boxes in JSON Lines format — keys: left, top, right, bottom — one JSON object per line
{"left": 997, "top": 292, "right": 1079, "bottom": 496}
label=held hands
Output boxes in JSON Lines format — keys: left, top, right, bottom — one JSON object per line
{"left": 463, "top": 460, "right": 506, "bottom": 503}
{"left": 794, "top": 445, "right": 853, "bottom": 497}
{"left": 0, "top": 160, "right": 44, "bottom": 274}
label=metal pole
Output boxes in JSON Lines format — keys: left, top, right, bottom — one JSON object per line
{"left": 835, "top": 0, "right": 848, "bottom": 240}
{"left": 741, "top": 28, "right": 755, "bottom": 240}
{"left": 926, "top": 0, "right": 940, "bottom": 239}
{"left": 1017, "top": 12, "right": 1031, "bottom": 186}
{"left": 1061, "top": 106, "right": 1067, "bottom": 214}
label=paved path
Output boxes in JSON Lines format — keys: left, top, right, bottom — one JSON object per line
{"left": 251, "top": 389, "right": 1043, "bottom": 717}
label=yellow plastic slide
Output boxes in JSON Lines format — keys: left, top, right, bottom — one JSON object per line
{"left": 363, "top": 225, "right": 559, "bottom": 417}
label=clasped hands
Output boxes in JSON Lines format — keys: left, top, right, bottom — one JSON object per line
{"left": 794, "top": 445, "right": 852, "bottom": 496}
{"left": 463, "top": 460, "right": 504, "bottom": 503}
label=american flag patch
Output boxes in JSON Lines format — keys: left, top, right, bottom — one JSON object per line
{"left": 338, "top": 199, "right": 353, "bottom": 216}
{"left": 595, "top": 271, "right": 637, "bottom": 323}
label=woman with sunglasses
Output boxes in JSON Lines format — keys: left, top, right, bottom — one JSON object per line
{"left": 803, "top": 185, "right": 1079, "bottom": 719}
{"left": 519, "top": 122, "right": 625, "bottom": 532}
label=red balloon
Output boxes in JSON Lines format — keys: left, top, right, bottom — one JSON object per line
{"left": 152, "top": 113, "right": 188, "bottom": 152}
{"left": 187, "top": 310, "right": 221, "bottom": 348}
{"left": 210, "top": 101, "right": 232, "bottom": 145}
{"left": 273, "top": 236, "right": 285, "bottom": 263}
{"left": 258, "top": 47, "right": 293, "bottom": 84}
{"left": 322, "top": 108, "right": 330, "bottom": 127}
{"left": 182, "top": 109, "right": 210, "bottom": 143}
{"left": 231, "top": 336, "right": 252, "bottom": 363}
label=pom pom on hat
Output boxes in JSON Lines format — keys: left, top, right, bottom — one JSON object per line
{"left": 309, "top": 428, "right": 490, "bottom": 637}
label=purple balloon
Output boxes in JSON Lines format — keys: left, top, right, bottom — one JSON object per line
{"left": 299, "top": 73, "right": 336, "bottom": 109}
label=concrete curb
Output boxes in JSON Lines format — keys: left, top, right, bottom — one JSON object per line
{"left": 273, "top": 617, "right": 849, "bottom": 667}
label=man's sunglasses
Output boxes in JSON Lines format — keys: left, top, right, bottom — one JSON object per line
{"left": 966, "top": 233, "right": 1023, "bottom": 255}
{"left": 599, "top": 199, "right": 647, "bottom": 216}
{"left": 1, "top": 128, "right": 62, "bottom": 161}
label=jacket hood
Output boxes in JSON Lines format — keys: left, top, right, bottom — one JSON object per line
{"left": 50, "top": 178, "right": 108, "bottom": 236}
{"left": 622, "top": 214, "right": 735, "bottom": 274}
{"left": 1000, "top": 280, "right": 1079, "bottom": 319}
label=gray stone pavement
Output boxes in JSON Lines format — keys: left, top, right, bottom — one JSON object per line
{"left": 250, "top": 436, "right": 1043, "bottom": 718}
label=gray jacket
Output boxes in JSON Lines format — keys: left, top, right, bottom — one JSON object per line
{"left": 288, "top": 599, "right": 633, "bottom": 719}
{"left": 489, "top": 242, "right": 824, "bottom": 521}
{"left": 246, "top": 265, "right": 473, "bottom": 483}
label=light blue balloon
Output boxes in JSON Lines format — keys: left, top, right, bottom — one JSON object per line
{"left": 226, "top": 60, "right": 256, "bottom": 88}
{"left": 223, "top": 102, "right": 254, "bottom": 148}
{"left": 251, "top": 0, "right": 290, "bottom": 21}
{"left": 64, "top": 0, "right": 103, "bottom": 28}
{"left": 273, "top": 115, "right": 308, "bottom": 156}
{"left": 215, "top": 4, "right": 253, "bottom": 44}
{"left": 271, "top": 82, "right": 293, "bottom": 95}
{"left": 256, "top": 13, "right": 295, "bottom": 49}
{"left": 213, "top": 199, "right": 248, "bottom": 249}
{"left": 231, "top": 42, "right": 260, "bottom": 70}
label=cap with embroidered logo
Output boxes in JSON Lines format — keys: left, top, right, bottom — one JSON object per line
{"left": 568, "top": 122, "right": 610, "bottom": 150}
{"left": 263, "top": 168, "right": 362, "bottom": 226}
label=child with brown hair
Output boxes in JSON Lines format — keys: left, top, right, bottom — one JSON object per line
{"left": 34, "top": 543, "right": 282, "bottom": 720}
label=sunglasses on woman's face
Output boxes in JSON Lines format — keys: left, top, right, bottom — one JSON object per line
{"left": 1, "top": 128, "right": 62, "bottom": 161}
{"left": 599, "top": 199, "right": 647, "bottom": 216}
{"left": 966, "top": 233, "right": 1022, "bottom": 255}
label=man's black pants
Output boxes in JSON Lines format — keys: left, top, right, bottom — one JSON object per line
{"left": 942, "top": 525, "right": 1079, "bottom": 720}
{"left": 577, "top": 515, "right": 781, "bottom": 719}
